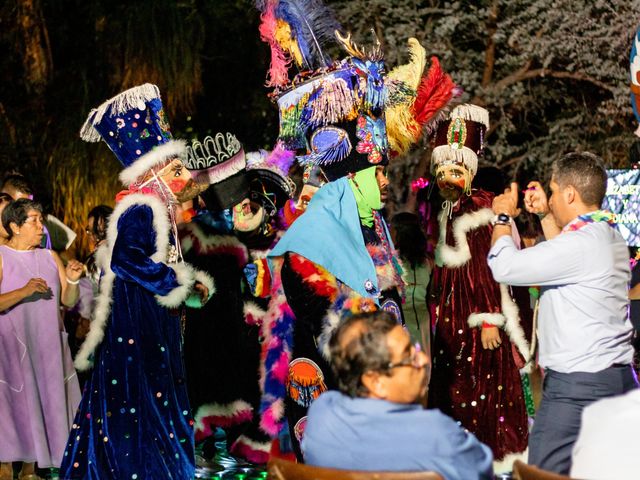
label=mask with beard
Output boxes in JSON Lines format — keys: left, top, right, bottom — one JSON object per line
{"left": 232, "top": 198, "right": 265, "bottom": 232}
{"left": 435, "top": 164, "right": 471, "bottom": 202}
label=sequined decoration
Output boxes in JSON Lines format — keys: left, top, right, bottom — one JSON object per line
{"left": 447, "top": 117, "right": 467, "bottom": 150}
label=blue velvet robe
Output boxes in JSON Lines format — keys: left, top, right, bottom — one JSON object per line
{"left": 60, "top": 202, "right": 195, "bottom": 480}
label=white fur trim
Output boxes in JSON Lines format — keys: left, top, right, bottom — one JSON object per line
{"left": 494, "top": 449, "right": 527, "bottom": 472}
{"left": 194, "top": 400, "right": 253, "bottom": 432}
{"left": 435, "top": 208, "right": 493, "bottom": 267}
{"left": 450, "top": 104, "right": 490, "bottom": 128}
{"left": 180, "top": 222, "right": 248, "bottom": 258}
{"left": 80, "top": 84, "right": 161, "bottom": 142}
{"left": 318, "top": 309, "right": 341, "bottom": 361}
{"left": 185, "top": 269, "right": 215, "bottom": 309}
{"left": 232, "top": 435, "right": 271, "bottom": 453}
{"left": 244, "top": 301, "right": 267, "bottom": 326}
{"left": 468, "top": 312, "right": 505, "bottom": 328}
{"left": 119, "top": 140, "right": 187, "bottom": 186}
{"left": 74, "top": 194, "right": 173, "bottom": 371}
{"left": 156, "top": 262, "right": 196, "bottom": 308}
{"left": 430, "top": 144, "right": 479, "bottom": 177}
{"left": 500, "top": 283, "right": 533, "bottom": 373}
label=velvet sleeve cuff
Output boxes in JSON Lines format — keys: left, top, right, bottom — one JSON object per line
{"left": 468, "top": 312, "right": 506, "bottom": 329}
{"left": 155, "top": 262, "right": 196, "bottom": 308}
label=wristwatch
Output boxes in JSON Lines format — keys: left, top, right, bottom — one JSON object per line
{"left": 491, "top": 213, "right": 512, "bottom": 226}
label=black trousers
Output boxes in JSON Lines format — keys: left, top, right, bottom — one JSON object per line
{"left": 528, "top": 364, "right": 638, "bottom": 474}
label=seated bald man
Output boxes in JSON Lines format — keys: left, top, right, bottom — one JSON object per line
{"left": 302, "top": 311, "right": 493, "bottom": 480}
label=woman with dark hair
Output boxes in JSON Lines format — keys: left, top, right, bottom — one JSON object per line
{"left": 0, "top": 193, "right": 12, "bottom": 245}
{"left": 65, "top": 205, "right": 114, "bottom": 365}
{"left": 84, "top": 205, "right": 113, "bottom": 283}
{"left": 390, "top": 212, "right": 431, "bottom": 352}
{"left": 0, "top": 199, "right": 83, "bottom": 480}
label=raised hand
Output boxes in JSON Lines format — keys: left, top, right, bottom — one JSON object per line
{"left": 65, "top": 259, "right": 84, "bottom": 282}
{"left": 492, "top": 182, "right": 520, "bottom": 217}
{"left": 524, "top": 181, "right": 549, "bottom": 216}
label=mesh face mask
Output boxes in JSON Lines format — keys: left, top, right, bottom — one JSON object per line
{"left": 348, "top": 166, "right": 382, "bottom": 228}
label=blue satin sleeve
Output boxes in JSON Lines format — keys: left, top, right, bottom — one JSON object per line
{"left": 111, "top": 204, "right": 180, "bottom": 296}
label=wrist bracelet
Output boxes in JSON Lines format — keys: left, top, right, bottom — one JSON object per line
{"left": 536, "top": 212, "right": 548, "bottom": 219}
{"left": 66, "top": 278, "right": 80, "bottom": 285}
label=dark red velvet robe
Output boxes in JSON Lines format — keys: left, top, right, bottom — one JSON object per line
{"left": 428, "top": 190, "right": 529, "bottom": 460}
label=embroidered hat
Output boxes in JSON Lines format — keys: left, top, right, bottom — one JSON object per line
{"left": 431, "top": 104, "right": 490, "bottom": 178}
{"left": 80, "top": 84, "right": 185, "bottom": 186}
{"left": 183, "top": 133, "right": 251, "bottom": 211}
{"left": 245, "top": 145, "right": 296, "bottom": 210}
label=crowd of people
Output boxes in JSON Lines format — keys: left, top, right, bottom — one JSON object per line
{"left": 1, "top": 2, "right": 640, "bottom": 480}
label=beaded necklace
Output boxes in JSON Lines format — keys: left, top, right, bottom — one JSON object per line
{"left": 561, "top": 210, "right": 615, "bottom": 234}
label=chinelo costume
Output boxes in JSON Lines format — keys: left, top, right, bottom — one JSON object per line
{"left": 60, "top": 84, "right": 214, "bottom": 480}
{"left": 427, "top": 104, "right": 533, "bottom": 465}
{"left": 179, "top": 133, "right": 291, "bottom": 467}
{"left": 250, "top": 0, "right": 458, "bottom": 459}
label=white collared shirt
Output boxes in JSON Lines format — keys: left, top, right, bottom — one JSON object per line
{"left": 488, "top": 220, "right": 633, "bottom": 373}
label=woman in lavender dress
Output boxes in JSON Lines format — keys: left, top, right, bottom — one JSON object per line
{"left": 0, "top": 199, "right": 83, "bottom": 480}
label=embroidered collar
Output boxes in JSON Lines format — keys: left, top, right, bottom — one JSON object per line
{"left": 561, "top": 210, "right": 615, "bottom": 234}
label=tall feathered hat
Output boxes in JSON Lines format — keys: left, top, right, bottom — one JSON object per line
{"left": 183, "top": 132, "right": 250, "bottom": 210}
{"left": 256, "top": 0, "right": 458, "bottom": 183}
{"left": 80, "top": 84, "right": 184, "bottom": 186}
{"left": 430, "top": 104, "right": 489, "bottom": 178}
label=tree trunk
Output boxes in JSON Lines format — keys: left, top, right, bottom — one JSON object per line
{"left": 18, "top": 0, "right": 52, "bottom": 95}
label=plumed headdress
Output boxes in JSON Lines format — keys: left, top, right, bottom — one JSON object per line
{"left": 256, "top": 0, "right": 340, "bottom": 88}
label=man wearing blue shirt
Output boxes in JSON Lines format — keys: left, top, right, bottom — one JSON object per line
{"left": 488, "top": 151, "right": 638, "bottom": 475}
{"left": 302, "top": 311, "right": 493, "bottom": 480}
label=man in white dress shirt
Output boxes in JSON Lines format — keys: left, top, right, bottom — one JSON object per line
{"left": 486, "top": 151, "right": 637, "bottom": 475}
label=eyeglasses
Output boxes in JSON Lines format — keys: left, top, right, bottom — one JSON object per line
{"left": 385, "top": 343, "right": 424, "bottom": 370}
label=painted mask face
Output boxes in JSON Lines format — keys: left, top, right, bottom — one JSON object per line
{"left": 153, "top": 158, "right": 207, "bottom": 203}
{"left": 435, "top": 165, "right": 470, "bottom": 202}
{"left": 294, "top": 184, "right": 319, "bottom": 212}
{"left": 232, "top": 198, "right": 265, "bottom": 232}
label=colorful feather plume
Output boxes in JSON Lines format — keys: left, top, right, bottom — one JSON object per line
{"left": 258, "top": 0, "right": 291, "bottom": 88}
{"left": 266, "top": 141, "right": 297, "bottom": 174}
{"left": 256, "top": 0, "right": 341, "bottom": 88}
{"left": 412, "top": 56, "right": 457, "bottom": 134}
{"left": 385, "top": 38, "right": 457, "bottom": 157}
{"left": 385, "top": 38, "right": 427, "bottom": 156}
